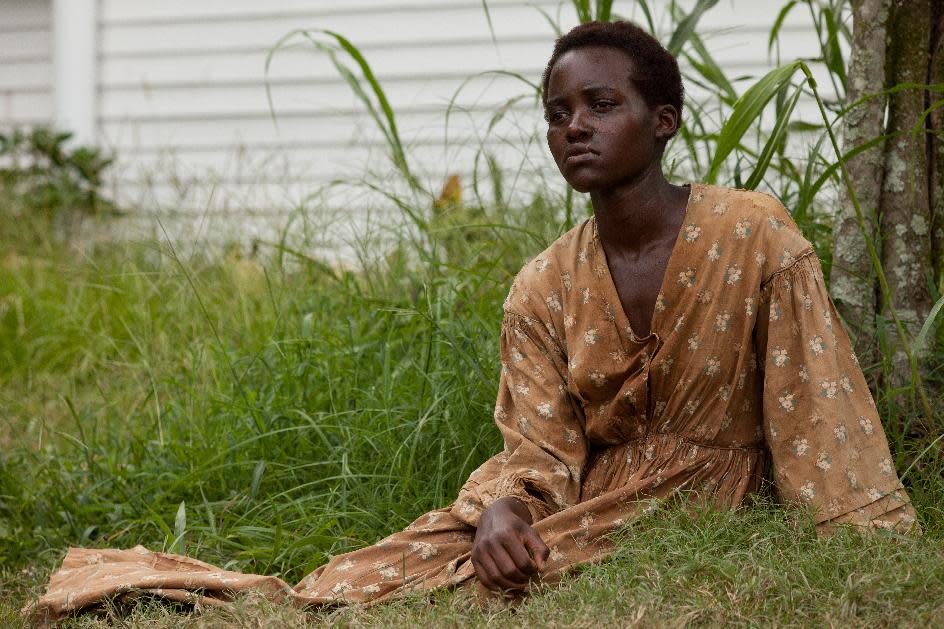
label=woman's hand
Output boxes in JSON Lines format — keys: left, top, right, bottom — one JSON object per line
{"left": 471, "top": 496, "right": 550, "bottom": 591}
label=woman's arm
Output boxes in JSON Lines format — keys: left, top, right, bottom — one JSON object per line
{"left": 454, "top": 310, "right": 587, "bottom": 589}
{"left": 453, "top": 311, "right": 587, "bottom": 525}
{"left": 756, "top": 252, "right": 918, "bottom": 533}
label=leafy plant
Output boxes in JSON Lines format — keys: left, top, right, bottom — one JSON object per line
{"left": 0, "top": 127, "right": 117, "bottom": 241}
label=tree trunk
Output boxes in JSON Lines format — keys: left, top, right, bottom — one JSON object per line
{"left": 929, "top": 2, "right": 944, "bottom": 291}
{"left": 879, "top": 0, "right": 934, "bottom": 387}
{"left": 830, "top": 0, "right": 891, "bottom": 364}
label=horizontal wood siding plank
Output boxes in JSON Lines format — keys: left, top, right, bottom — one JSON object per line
{"left": 99, "top": 6, "right": 559, "bottom": 55}
{"left": 0, "top": 1, "right": 52, "bottom": 127}
{"left": 0, "top": 0, "right": 52, "bottom": 30}
{"left": 108, "top": 177, "right": 558, "bottom": 222}
{"left": 0, "top": 90, "right": 54, "bottom": 123}
{"left": 0, "top": 60, "right": 53, "bottom": 91}
{"left": 100, "top": 115, "right": 543, "bottom": 152}
{"left": 0, "top": 29, "right": 52, "bottom": 57}
{"left": 100, "top": 0, "right": 559, "bottom": 24}
{"left": 106, "top": 139, "right": 551, "bottom": 181}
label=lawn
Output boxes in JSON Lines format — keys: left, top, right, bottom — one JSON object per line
{"left": 0, "top": 208, "right": 942, "bottom": 627}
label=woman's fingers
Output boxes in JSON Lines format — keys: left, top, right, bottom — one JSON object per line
{"left": 471, "top": 554, "right": 498, "bottom": 591}
{"left": 502, "top": 535, "right": 538, "bottom": 576}
{"left": 474, "top": 545, "right": 523, "bottom": 591}
{"left": 521, "top": 527, "right": 551, "bottom": 570}
{"left": 473, "top": 539, "right": 534, "bottom": 590}
{"left": 490, "top": 543, "right": 531, "bottom": 586}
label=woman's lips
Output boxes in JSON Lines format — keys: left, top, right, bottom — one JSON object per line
{"left": 565, "top": 151, "right": 596, "bottom": 164}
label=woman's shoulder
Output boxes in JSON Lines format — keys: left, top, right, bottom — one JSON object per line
{"left": 690, "top": 183, "right": 796, "bottom": 226}
{"left": 502, "top": 217, "right": 595, "bottom": 320}
{"left": 688, "top": 183, "right": 815, "bottom": 284}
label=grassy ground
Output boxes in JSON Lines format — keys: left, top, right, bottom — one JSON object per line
{"left": 0, "top": 210, "right": 942, "bottom": 627}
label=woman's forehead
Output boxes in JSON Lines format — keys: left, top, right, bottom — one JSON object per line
{"left": 547, "top": 46, "right": 637, "bottom": 93}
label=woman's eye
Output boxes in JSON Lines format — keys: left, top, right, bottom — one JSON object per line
{"left": 548, "top": 110, "right": 569, "bottom": 123}
{"left": 592, "top": 101, "right": 615, "bottom": 112}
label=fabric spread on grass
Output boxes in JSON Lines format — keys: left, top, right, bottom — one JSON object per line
{"left": 25, "top": 184, "right": 917, "bottom": 623}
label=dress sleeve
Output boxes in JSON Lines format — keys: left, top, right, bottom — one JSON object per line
{"left": 450, "top": 311, "right": 587, "bottom": 526}
{"left": 755, "top": 251, "right": 919, "bottom": 534}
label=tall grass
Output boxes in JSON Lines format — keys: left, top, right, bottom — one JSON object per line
{"left": 0, "top": 240, "right": 502, "bottom": 569}
{"left": 1, "top": 205, "right": 942, "bottom": 626}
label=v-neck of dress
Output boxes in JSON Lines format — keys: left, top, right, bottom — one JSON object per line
{"left": 590, "top": 182, "right": 698, "bottom": 344}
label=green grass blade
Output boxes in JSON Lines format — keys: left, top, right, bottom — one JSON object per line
{"left": 899, "top": 432, "right": 944, "bottom": 482}
{"left": 594, "top": 0, "right": 613, "bottom": 22}
{"left": 323, "top": 30, "right": 422, "bottom": 194}
{"left": 821, "top": 6, "right": 848, "bottom": 95}
{"left": 251, "top": 460, "right": 267, "bottom": 499}
{"left": 913, "top": 293, "right": 944, "bottom": 356}
{"left": 667, "top": 0, "right": 720, "bottom": 56}
{"left": 266, "top": 30, "right": 424, "bottom": 196}
{"left": 173, "top": 500, "right": 186, "bottom": 555}
{"left": 480, "top": 1, "right": 499, "bottom": 48}
{"left": 768, "top": 1, "right": 799, "bottom": 54}
{"left": 636, "top": 0, "right": 657, "bottom": 34}
{"left": 744, "top": 83, "right": 803, "bottom": 190}
{"left": 795, "top": 133, "right": 886, "bottom": 219}
{"left": 534, "top": 6, "right": 563, "bottom": 36}
{"left": 706, "top": 61, "right": 803, "bottom": 183}
{"left": 685, "top": 32, "right": 737, "bottom": 104}
{"left": 572, "top": 0, "right": 592, "bottom": 23}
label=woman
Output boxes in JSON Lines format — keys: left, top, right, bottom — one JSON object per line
{"left": 29, "top": 20, "right": 917, "bottom": 620}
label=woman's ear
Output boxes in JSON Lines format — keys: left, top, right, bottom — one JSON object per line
{"left": 654, "top": 104, "right": 680, "bottom": 140}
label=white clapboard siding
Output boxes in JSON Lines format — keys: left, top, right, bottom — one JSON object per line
{"left": 109, "top": 137, "right": 554, "bottom": 200}
{"left": 100, "top": 105, "right": 542, "bottom": 151}
{"left": 0, "top": 0, "right": 53, "bottom": 127}
{"left": 0, "top": 0, "right": 837, "bottom": 255}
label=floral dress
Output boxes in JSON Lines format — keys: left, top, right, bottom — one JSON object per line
{"left": 27, "top": 183, "right": 916, "bottom": 621}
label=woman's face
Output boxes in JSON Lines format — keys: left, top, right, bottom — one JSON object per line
{"left": 544, "top": 46, "right": 674, "bottom": 194}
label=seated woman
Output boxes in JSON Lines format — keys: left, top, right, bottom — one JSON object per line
{"left": 29, "top": 20, "right": 916, "bottom": 620}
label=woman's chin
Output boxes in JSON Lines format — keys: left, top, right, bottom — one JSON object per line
{"left": 561, "top": 174, "right": 601, "bottom": 194}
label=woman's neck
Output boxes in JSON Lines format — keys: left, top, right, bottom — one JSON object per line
{"left": 590, "top": 166, "right": 688, "bottom": 252}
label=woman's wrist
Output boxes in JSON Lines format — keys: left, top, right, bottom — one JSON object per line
{"left": 485, "top": 496, "right": 533, "bottom": 525}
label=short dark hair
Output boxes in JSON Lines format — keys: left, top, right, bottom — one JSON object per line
{"left": 541, "top": 20, "right": 684, "bottom": 132}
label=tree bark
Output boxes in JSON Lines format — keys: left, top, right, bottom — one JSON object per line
{"left": 879, "top": 0, "right": 934, "bottom": 386}
{"left": 929, "top": 2, "right": 944, "bottom": 290}
{"left": 830, "top": 0, "right": 891, "bottom": 363}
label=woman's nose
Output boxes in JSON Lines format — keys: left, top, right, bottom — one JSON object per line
{"left": 565, "top": 109, "right": 592, "bottom": 141}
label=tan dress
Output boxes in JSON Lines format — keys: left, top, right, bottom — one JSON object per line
{"left": 27, "top": 183, "right": 917, "bottom": 622}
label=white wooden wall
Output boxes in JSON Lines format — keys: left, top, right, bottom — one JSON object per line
{"left": 1, "top": 0, "right": 834, "bottom": 253}
{"left": 0, "top": 0, "right": 53, "bottom": 128}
